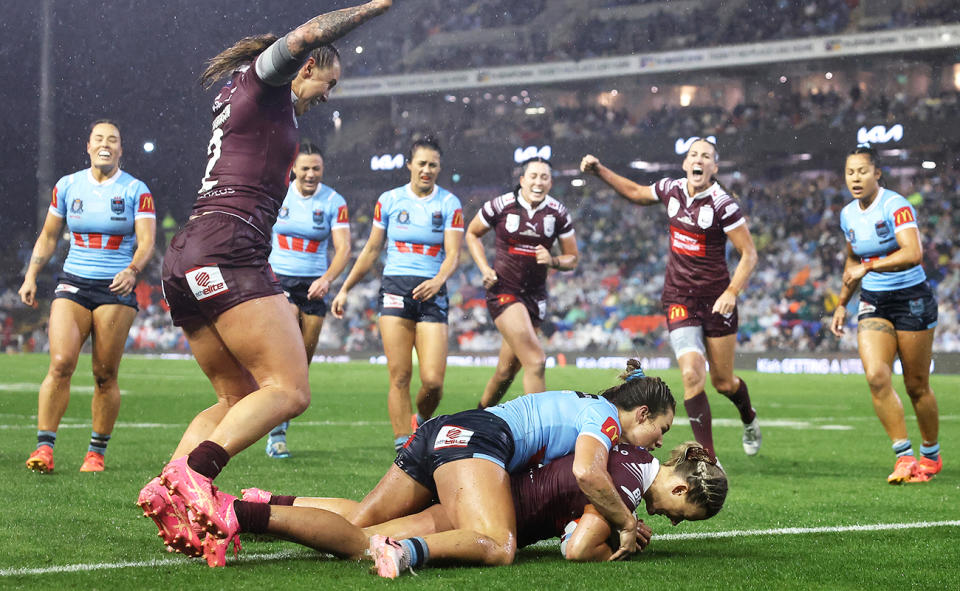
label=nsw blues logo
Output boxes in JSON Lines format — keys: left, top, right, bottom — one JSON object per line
{"left": 398, "top": 210, "right": 410, "bottom": 224}
{"left": 70, "top": 199, "right": 83, "bottom": 214}
{"left": 432, "top": 210, "right": 443, "bottom": 229}
{"left": 313, "top": 209, "right": 325, "bottom": 225}
{"left": 847, "top": 229, "right": 856, "bottom": 244}
{"left": 875, "top": 220, "right": 891, "bottom": 238}
{"left": 111, "top": 195, "right": 125, "bottom": 214}
{"left": 278, "top": 206, "right": 289, "bottom": 219}
{"left": 909, "top": 298, "right": 925, "bottom": 317}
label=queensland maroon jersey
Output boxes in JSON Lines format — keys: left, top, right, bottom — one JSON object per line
{"left": 510, "top": 445, "right": 657, "bottom": 548}
{"left": 478, "top": 191, "right": 574, "bottom": 296}
{"left": 652, "top": 178, "right": 745, "bottom": 298}
{"left": 191, "top": 59, "right": 299, "bottom": 236}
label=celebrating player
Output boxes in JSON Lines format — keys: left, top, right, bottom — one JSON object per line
{"left": 830, "top": 144, "right": 942, "bottom": 484}
{"left": 331, "top": 137, "right": 464, "bottom": 450}
{"left": 465, "top": 157, "right": 578, "bottom": 406}
{"left": 20, "top": 119, "right": 156, "bottom": 474}
{"left": 580, "top": 139, "right": 761, "bottom": 461}
{"left": 136, "top": 0, "right": 392, "bottom": 558}
{"left": 263, "top": 142, "right": 351, "bottom": 459}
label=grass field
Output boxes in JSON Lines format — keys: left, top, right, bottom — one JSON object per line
{"left": 0, "top": 353, "right": 956, "bottom": 590}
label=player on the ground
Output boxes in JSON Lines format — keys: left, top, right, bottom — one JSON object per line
{"left": 830, "top": 144, "right": 942, "bottom": 484}
{"left": 465, "top": 157, "right": 578, "bottom": 406}
{"left": 580, "top": 139, "right": 761, "bottom": 461}
{"left": 136, "top": 0, "right": 392, "bottom": 559}
{"left": 331, "top": 137, "right": 464, "bottom": 450}
{"left": 263, "top": 142, "right": 351, "bottom": 458}
{"left": 20, "top": 119, "right": 156, "bottom": 474}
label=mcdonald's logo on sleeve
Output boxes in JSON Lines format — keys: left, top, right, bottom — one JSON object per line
{"left": 451, "top": 208, "right": 464, "bottom": 229}
{"left": 892, "top": 206, "right": 915, "bottom": 227}
{"left": 337, "top": 205, "right": 349, "bottom": 224}
{"left": 668, "top": 304, "right": 689, "bottom": 320}
{"left": 51, "top": 187, "right": 59, "bottom": 209}
{"left": 601, "top": 417, "right": 621, "bottom": 446}
{"left": 138, "top": 192, "right": 155, "bottom": 214}
{"left": 373, "top": 202, "right": 382, "bottom": 223}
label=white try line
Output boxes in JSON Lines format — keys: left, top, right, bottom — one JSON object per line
{"left": 1, "top": 520, "right": 957, "bottom": 578}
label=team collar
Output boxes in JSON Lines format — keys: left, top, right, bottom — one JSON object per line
{"left": 516, "top": 190, "right": 549, "bottom": 213}
{"left": 682, "top": 180, "right": 718, "bottom": 202}
{"left": 86, "top": 167, "right": 122, "bottom": 187}
{"left": 405, "top": 183, "right": 438, "bottom": 201}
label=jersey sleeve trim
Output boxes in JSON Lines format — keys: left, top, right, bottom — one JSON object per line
{"left": 722, "top": 218, "right": 746, "bottom": 233}
{"left": 578, "top": 431, "right": 613, "bottom": 451}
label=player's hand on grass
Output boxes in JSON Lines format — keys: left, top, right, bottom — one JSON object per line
{"left": 635, "top": 519, "right": 652, "bottom": 551}
{"left": 608, "top": 517, "right": 639, "bottom": 561}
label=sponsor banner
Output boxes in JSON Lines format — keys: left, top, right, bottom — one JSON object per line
{"left": 333, "top": 25, "right": 960, "bottom": 98}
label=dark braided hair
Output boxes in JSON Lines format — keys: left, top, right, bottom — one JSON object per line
{"left": 663, "top": 441, "right": 728, "bottom": 518}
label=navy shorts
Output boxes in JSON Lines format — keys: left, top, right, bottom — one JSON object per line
{"left": 276, "top": 274, "right": 328, "bottom": 317}
{"left": 486, "top": 289, "right": 546, "bottom": 328}
{"left": 162, "top": 213, "right": 282, "bottom": 327}
{"left": 395, "top": 410, "right": 515, "bottom": 496}
{"left": 54, "top": 271, "right": 138, "bottom": 311}
{"left": 663, "top": 293, "right": 738, "bottom": 338}
{"left": 858, "top": 282, "right": 938, "bottom": 331}
{"left": 379, "top": 275, "right": 448, "bottom": 323}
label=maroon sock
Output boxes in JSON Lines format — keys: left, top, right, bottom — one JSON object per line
{"left": 235, "top": 501, "right": 271, "bottom": 534}
{"left": 724, "top": 378, "right": 756, "bottom": 424}
{"left": 186, "top": 440, "right": 230, "bottom": 480}
{"left": 270, "top": 495, "right": 296, "bottom": 506}
{"left": 684, "top": 392, "right": 716, "bottom": 460}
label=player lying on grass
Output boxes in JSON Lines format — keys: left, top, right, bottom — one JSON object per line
{"left": 235, "top": 440, "right": 725, "bottom": 564}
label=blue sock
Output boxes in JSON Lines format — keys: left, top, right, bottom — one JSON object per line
{"left": 37, "top": 430, "right": 56, "bottom": 449}
{"left": 400, "top": 537, "right": 429, "bottom": 568}
{"left": 892, "top": 439, "right": 913, "bottom": 458}
{"left": 88, "top": 431, "right": 111, "bottom": 455}
{"left": 920, "top": 442, "right": 940, "bottom": 461}
{"left": 270, "top": 421, "right": 289, "bottom": 438}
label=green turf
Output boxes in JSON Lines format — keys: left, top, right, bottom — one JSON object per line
{"left": 0, "top": 354, "right": 956, "bottom": 590}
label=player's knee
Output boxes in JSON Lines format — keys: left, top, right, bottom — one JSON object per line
{"left": 484, "top": 540, "right": 517, "bottom": 566}
{"left": 520, "top": 353, "right": 546, "bottom": 376}
{"left": 711, "top": 376, "right": 736, "bottom": 394}
{"left": 864, "top": 366, "right": 891, "bottom": 392}
{"left": 283, "top": 384, "right": 312, "bottom": 416}
{"left": 92, "top": 366, "right": 119, "bottom": 388}
{"left": 389, "top": 369, "right": 413, "bottom": 391}
{"left": 902, "top": 376, "right": 930, "bottom": 400}
{"left": 680, "top": 366, "right": 705, "bottom": 390}
{"left": 420, "top": 377, "right": 443, "bottom": 397}
{"left": 48, "top": 355, "right": 78, "bottom": 380}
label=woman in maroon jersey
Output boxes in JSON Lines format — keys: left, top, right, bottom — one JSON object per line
{"left": 137, "top": 0, "right": 393, "bottom": 557}
{"left": 580, "top": 139, "right": 760, "bottom": 461}
{"left": 465, "top": 157, "right": 579, "bottom": 406}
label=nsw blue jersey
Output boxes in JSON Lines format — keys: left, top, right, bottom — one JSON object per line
{"left": 373, "top": 184, "right": 464, "bottom": 278}
{"left": 269, "top": 183, "right": 349, "bottom": 277}
{"left": 485, "top": 390, "right": 623, "bottom": 473}
{"left": 840, "top": 188, "right": 926, "bottom": 291}
{"left": 50, "top": 168, "right": 155, "bottom": 280}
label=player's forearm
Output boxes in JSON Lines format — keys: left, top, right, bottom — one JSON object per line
{"left": 129, "top": 227, "right": 156, "bottom": 275}
{"left": 434, "top": 249, "right": 461, "bottom": 284}
{"left": 323, "top": 243, "right": 353, "bottom": 285}
{"left": 287, "top": 1, "right": 391, "bottom": 58}
{"left": 464, "top": 233, "right": 492, "bottom": 273}
{"left": 550, "top": 253, "right": 578, "bottom": 271}
{"left": 725, "top": 248, "right": 757, "bottom": 296}
{"left": 24, "top": 235, "right": 58, "bottom": 281}
{"left": 595, "top": 165, "right": 652, "bottom": 205}
{"left": 340, "top": 249, "right": 377, "bottom": 292}
{"left": 575, "top": 471, "right": 634, "bottom": 532}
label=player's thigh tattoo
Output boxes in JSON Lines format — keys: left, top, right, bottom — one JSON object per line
{"left": 858, "top": 319, "right": 896, "bottom": 336}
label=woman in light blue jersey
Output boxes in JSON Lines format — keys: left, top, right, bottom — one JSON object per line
{"left": 331, "top": 137, "right": 464, "bottom": 451}
{"left": 264, "top": 142, "right": 352, "bottom": 459}
{"left": 830, "top": 144, "right": 941, "bottom": 484}
{"left": 19, "top": 119, "right": 156, "bottom": 474}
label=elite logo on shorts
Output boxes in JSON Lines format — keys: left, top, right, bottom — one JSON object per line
{"left": 383, "top": 293, "right": 404, "bottom": 309}
{"left": 601, "top": 417, "right": 620, "bottom": 446}
{"left": 434, "top": 425, "right": 474, "bottom": 449}
{"left": 186, "top": 266, "right": 230, "bottom": 301}
{"left": 55, "top": 283, "right": 80, "bottom": 294}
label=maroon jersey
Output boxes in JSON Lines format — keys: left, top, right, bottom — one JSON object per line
{"left": 652, "top": 178, "right": 745, "bottom": 298}
{"left": 510, "top": 445, "right": 657, "bottom": 548}
{"left": 191, "top": 59, "right": 299, "bottom": 236}
{"left": 478, "top": 191, "right": 574, "bottom": 296}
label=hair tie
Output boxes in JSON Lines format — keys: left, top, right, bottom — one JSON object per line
{"left": 625, "top": 368, "right": 646, "bottom": 382}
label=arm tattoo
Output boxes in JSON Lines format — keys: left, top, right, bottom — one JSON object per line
{"left": 858, "top": 318, "right": 897, "bottom": 337}
{"left": 30, "top": 255, "right": 45, "bottom": 266}
{"left": 286, "top": 3, "right": 387, "bottom": 58}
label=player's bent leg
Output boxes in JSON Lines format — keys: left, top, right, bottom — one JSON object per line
{"left": 379, "top": 316, "right": 417, "bottom": 442}
{"left": 265, "top": 505, "right": 368, "bottom": 559}
{"left": 414, "top": 321, "right": 448, "bottom": 420}
{"left": 352, "top": 464, "right": 435, "bottom": 528}
{"left": 706, "top": 334, "right": 760, "bottom": 455}
{"left": 494, "top": 304, "right": 545, "bottom": 395}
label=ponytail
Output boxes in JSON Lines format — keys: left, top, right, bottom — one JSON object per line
{"left": 201, "top": 34, "right": 279, "bottom": 88}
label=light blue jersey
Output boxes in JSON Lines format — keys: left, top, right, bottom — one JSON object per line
{"left": 840, "top": 188, "right": 925, "bottom": 291}
{"left": 373, "top": 184, "right": 464, "bottom": 278}
{"left": 50, "top": 168, "right": 154, "bottom": 280}
{"left": 485, "top": 390, "right": 623, "bottom": 473}
{"left": 269, "top": 183, "right": 349, "bottom": 277}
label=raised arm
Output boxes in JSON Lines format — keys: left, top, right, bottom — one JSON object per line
{"left": 286, "top": 0, "right": 393, "bottom": 58}
{"left": 580, "top": 154, "right": 657, "bottom": 206}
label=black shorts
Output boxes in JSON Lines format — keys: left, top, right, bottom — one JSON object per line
{"left": 276, "top": 274, "right": 328, "bottom": 317}
{"left": 53, "top": 271, "right": 138, "bottom": 311}
{"left": 379, "top": 275, "right": 448, "bottom": 323}
{"left": 162, "top": 213, "right": 282, "bottom": 327}
{"left": 662, "top": 293, "right": 738, "bottom": 338}
{"left": 858, "top": 282, "right": 938, "bottom": 332}
{"left": 395, "top": 410, "right": 515, "bottom": 496}
{"left": 486, "top": 289, "right": 546, "bottom": 328}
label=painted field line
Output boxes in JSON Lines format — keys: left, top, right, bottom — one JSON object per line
{"left": 0, "top": 420, "right": 391, "bottom": 431}
{"left": 2, "top": 521, "right": 957, "bottom": 578}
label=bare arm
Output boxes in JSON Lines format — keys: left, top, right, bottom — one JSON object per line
{"left": 330, "top": 225, "right": 385, "bottom": 318}
{"left": 712, "top": 222, "right": 757, "bottom": 316}
{"left": 831, "top": 242, "right": 861, "bottom": 336}
{"left": 309, "top": 226, "right": 352, "bottom": 300}
{"left": 571, "top": 435, "right": 638, "bottom": 561}
{"left": 563, "top": 505, "right": 652, "bottom": 562}
{"left": 548, "top": 232, "right": 580, "bottom": 271}
{"left": 286, "top": 0, "right": 393, "bottom": 59}
{"left": 465, "top": 214, "right": 497, "bottom": 289}
{"left": 110, "top": 216, "right": 156, "bottom": 296}
{"left": 18, "top": 212, "right": 65, "bottom": 307}
{"left": 580, "top": 154, "right": 658, "bottom": 205}
{"left": 412, "top": 228, "right": 464, "bottom": 301}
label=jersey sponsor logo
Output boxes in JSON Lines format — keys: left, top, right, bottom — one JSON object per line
{"left": 434, "top": 425, "right": 474, "bottom": 449}
{"left": 543, "top": 215, "right": 555, "bottom": 237}
{"left": 670, "top": 227, "right": 705, "bottom": 257}
{"left": 893, "top": 206, "right": 915, "bottom": 227}
{"left": 697, "top": 205, "right": 714, "bottom": 229}
{"left": 111, "top": 195, "right": 125, "bottom": 214}
{"left": 55, "top": 283, "right": 79, "bottom": 294}
{"left": 601, "top": 416, "right": 620, "bottom": 446}
{"left": 71, "top": 199, "right": 84, "bottom": 214}
{"left": 451, "top": 208, "right": 464, "bottom": 229}
{"left": 875, "top": 220, "right": 890, "bottom": 238}
{"left": 432, "top": 210, "right": 443, "bottom": 230}
{"left": 138, "top": 192, "right": 155, "bottom": 214}
{"left": 497, "top": 294, "right": 517, "bottom": 306}
{"left": 398, "top": 210, "right": 410, "bottom": 224}
{"left": 336, "top": 205, "right": 349, "bottom": 224}
{"left": 668, "top": 304, "right": 689, "bottom": 321}
{"left": 313, "top": 209, "right": 325, "bottom": 225}
{"left": 507, "top": 245, "right": 537, "bottom": 257}
{"left": 505, "top": 213, "right": 520, "bottom": 233}
{"left": 619, "top": 485, "right": 644, "bottom": 509}
{"left": 186, "top": 266, "right": 230, "bottom": 301}
{"left": 395, "top": 241, "right": 442, "bottom": 256}
{"left": 373, "top": 202, "right": 382, "bottom": 223}
{"left": 278, "top": 206, "right": 289, "bottom": 219}
{"left": 667, "top": 197, "right": 680, "bottom": 218}
{"left": 382, "top": 293, "right": 405, "bottom": 309}
{"left": 51, "top": 187, "right": 59, "bottom": 209}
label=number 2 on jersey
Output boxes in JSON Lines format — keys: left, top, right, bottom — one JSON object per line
{"left": 199, "top": 128, "right": 224, "bottom": 193}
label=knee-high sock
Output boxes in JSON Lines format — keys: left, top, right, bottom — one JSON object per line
{"left": 684, "top": 391, "right": 715, "bottom": 460}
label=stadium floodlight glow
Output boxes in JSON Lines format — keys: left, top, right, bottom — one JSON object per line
{"left": 779, "top": 75, "right": 788, "bottom": 83}
{"left": 143, "top": 141, "right": 155, "bottom": 153}
{"left": 513, "top": 145, "right": 551, "bottom": 164}
{"left": 570, "top": 178, "right": 585, "bottom": 187}
{"left": 825, "top": 72, "right": 833, "bottom": 80}
{"left": 650, "top": 86, "right": 659, "bottom": 93}
{"left": 444, "top": 95, "right": 456, "bottom": 102}
{"left": 355, "top": 45, "right": 363, "bottom": 54}
{"left": 629, "top": 160, "right": 651, "bottom": 170}
{"left": 798, "top": 153, "right": 812, "bottom": 161}
{"left": 857, "top": 123, "right": 903, "bottom": 144}
{"left": 922, "top": 161, "right": 936, "bottom": 169}
{"left": 524, "top": 106, "right": 546, "bottom": 115}
{"left": 674, "top": 135, "right": 717, "bottom": 155}
{"left": 610, "top": 89, "right": 618, "bottom": 96}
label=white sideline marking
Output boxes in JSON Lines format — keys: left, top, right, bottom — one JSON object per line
{"left": 2, "top": 521, "right": 957, "bottom": 577}
{"left": 0, "top": 420, "right": 391, "bottom": 431}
